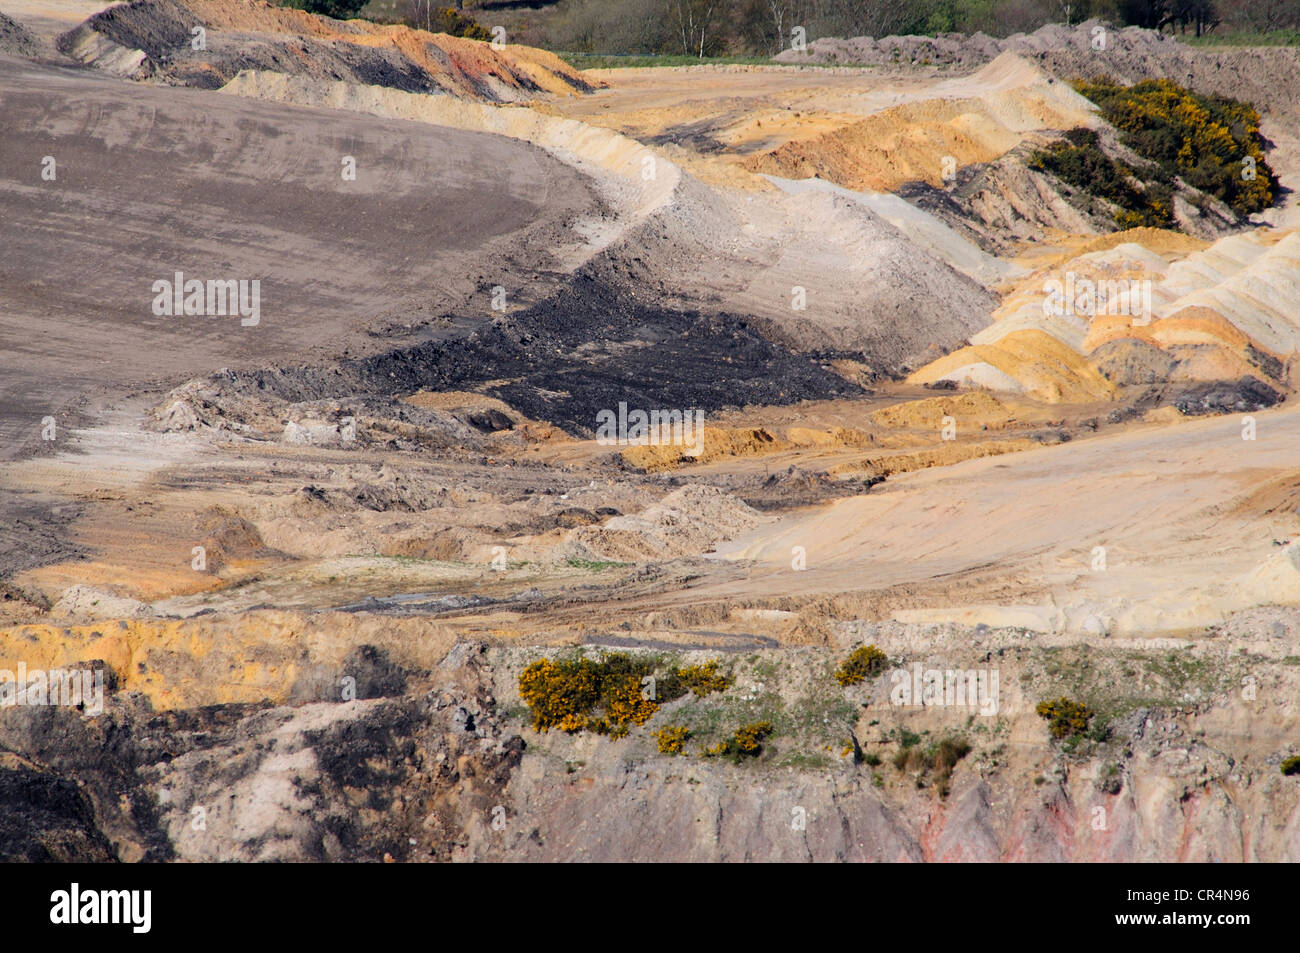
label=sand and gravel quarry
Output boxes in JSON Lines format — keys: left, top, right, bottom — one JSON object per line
{"left": 1, "top": 0, "right": 1298, "bottom": 864}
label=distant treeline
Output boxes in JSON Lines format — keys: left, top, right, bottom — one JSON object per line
{"left": 291, "top": 0, "right": 1300, "bottom": 54}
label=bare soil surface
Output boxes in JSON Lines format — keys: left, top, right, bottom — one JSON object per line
{"left": 1, "top": 1, "right": 1298, "bottom": 863}
{"left": 0, "top": 55, "right": 597, "bottom": 461}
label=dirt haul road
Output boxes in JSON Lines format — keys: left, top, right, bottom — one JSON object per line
{"left": 704, "top": 401, "right": 1300, "bottom": 636}
{"left": 0, "top": 56, "right": 600, "bottom": 460}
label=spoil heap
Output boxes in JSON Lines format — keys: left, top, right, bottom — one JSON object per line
{"left": 57, "top": 0, "right": 598, "bottom": 99}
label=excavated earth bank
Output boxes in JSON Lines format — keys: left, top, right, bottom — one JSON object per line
{"left": 2, "top": 2, "right": 1299, "bottom": 862}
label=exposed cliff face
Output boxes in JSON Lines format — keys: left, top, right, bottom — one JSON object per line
{"left": 478, "top": 737, "right": 1295, "bottom": 863}
{"left": 0, "top": 644, "right": 521, "bottom": 863}
{"left": 3, "top": 623, "right": 1296, "bottom": 862}
{"left": 0, "top": 753, "right": 117, "bottom": 862}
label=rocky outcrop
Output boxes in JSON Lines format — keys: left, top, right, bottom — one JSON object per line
{"left": 2, "top": 630, "right": 1296, "bottom": 862}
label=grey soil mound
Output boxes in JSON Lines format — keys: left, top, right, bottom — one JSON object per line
{"left": 189, "top": 264, "right": 863, "bottom": 436}
{"left": 0, "top": 12, "right": 39, "bottom": 56}
{"left": 1091, "top": 337, "right": 1179, "bottom": 385}
{"left": 781, "top": 19, "right": 1300, "bottom": 121}
{"left": 0, "top": 58, "right": 598, "bottom": 460}
{"left": 777, "top": 19, "right": 1175, "bottom": 71}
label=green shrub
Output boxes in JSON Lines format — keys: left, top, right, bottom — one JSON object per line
{"left": 833, "top": 644, "right": 888, "bottom": 686}
{"left": 402, "top": 5, "right": 493, "bottom": 40}
{"left": 1282, "top": 755, "right": 1300, "bottom": 776}
{"left": 1029, "top": 127, "right": 1173, "bottom": 228}
{"left": 702, "top": 721, "right": 774, "bottom": 760}
{"left": 933, "top": 737, "right": 972, "bottom": 773}
{"left": 518, "top": 653, "right": 737, "bottom": 740}
{"left": 1036, "top": 697, "right": 1094, "bottom": 740}
{"left": 1075, "top": 78, "right": 1277, "bottom": 217}
{"left": 890, "top": 735, "right": 971, "bottom": 798}
{"left": 518, "top": 653, "right": 658, "bottom": 737}
{"left": 897, "top": 728, "right": 923, "bottom": 749}
{"left": 280, "top": 0, "right": 368, "bottom": 21}
{"left": 734, "top": 721, "right": 773, "bottom": 754}
{"left": 892, "top": 745, "right": 927, "bottom": 771}
{"left": 670, "top": 659, "right": 732, "bottom": 698}
{"left": 654, "top": 725, "right": 691, "bottom": 755}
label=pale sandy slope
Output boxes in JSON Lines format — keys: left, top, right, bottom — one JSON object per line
{"left": 911, "top": 229, "right": 1300, "bottom": 401}
{"left": 710, "top": 401, "right": 1300, "bottom": 636}
{"left": 220, "top": 69, "right": 998, "bottom": 361}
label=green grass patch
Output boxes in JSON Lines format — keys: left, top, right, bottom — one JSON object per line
{"left": 564, "top": 557, "right": 630, "bottom": 572}
{"left": 896, "top": 728, "right": 925, "bottom": 749}
{"left": 1024, "top": 645, "right": 1237, "bottom": 757}
{"left": 555, "top": 52, "right": 879, "bottom": 71}
{"left": 772, "top": 750, "right": 837, "bottom": 770}
{"left": 1183, "top": 31, "right": 1300, "bottom": 47}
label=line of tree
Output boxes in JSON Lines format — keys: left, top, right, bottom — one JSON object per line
{"left": 276, "top": 0, "right": 1300, "bottom": 51}
{"left": 533, "top": 0, "right": 1300, "bottom": 55}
